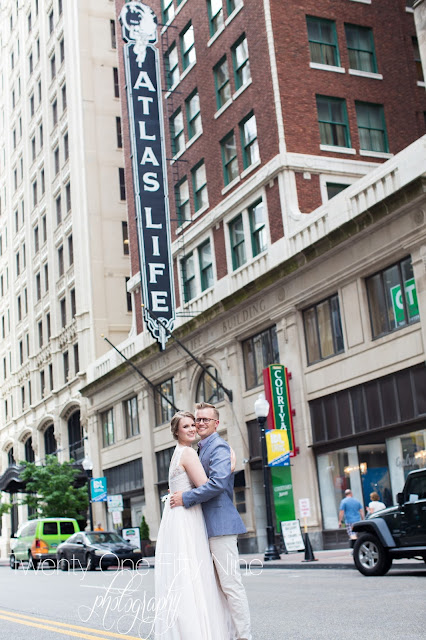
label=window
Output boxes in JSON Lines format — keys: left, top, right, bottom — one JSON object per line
{"left": 366, "top": 257, "right": 419, "bottom": 338}
{"left": 56, "top": 194, "right": 62, "bottom": 225}
{"left": 165, "top": 44, "right": 179, "bottom": 89}
{"left": 156, "top": 447, "right": 175, "bottom": 509}
{"left": 54, "top": 147, "right": 60, "bottom": 174}
{"left": 240, "top": 112, "right": 259, "bottom": 169}
{"left": 221, "top": 131, "right": 238, "bottom": 185}
{"left": 191, "top": 161, "right": 208, "bottom": 212}
{"left": 101, "top": 408, "right": 115, "bottom": 447}
{"left": 242, "top": 326, "right": 279, "bottom": 389}
{"left": 46, "top": 312, "right": 51, "bottom": 340}
{"left": 38, "top": 320, "right": 43, "bottom": 347}
{"left": 175, "top": 178, "right": 190, "bottom": 226}
{"left": 170, "top": 108, "right": 185, "bottom": 156}
{"left": 58, "top": 245, "right": 64, "bottom": 276}
{"left": 29, "top": 53, "right": 33, "bottom": 75}
{"left": 229, "top": 214, "right": 246, "bottom": 270}
{"left": 28, "top": 11, "right": 32, "bottom": 33}
{"left": 63, "top": 350, "right": 69, "bottom": 382}
{"left": 32, "top": 180, "right": 38, "bottom": 207}
{"left": 42, "top": 215, "right": 47, "bottom": 242}
{"left": 303, "top": 294, "right": 344, "bottom": 364}
{"left": 125, "top": 277, "right": 132, "bottom": 312}
{"left": 64, "top": 132, "right": 69, "bottom": 160}
{"left": 326, "top": 183, "right": 350, "bottom": 200}
{"left": 65, "top": 183, "right": 71, "bottom": 212}
{"left": 345, "top": 24, "right": 377, "bottom": 73}
{"left": 161, "top": 0, "right": 175, "bottom": 24}
{"left": 124, "top": 396, "right": 139, "bottom": 438}
{"left": 249, "top": 200, "right": 266, "bottom": 256}
{"left": 49, "top": 10, "right": 54, "bottom": 34}
{"left": 214, "top": 57, "right": 231, "bottom": 109}
{"left": 59, "top": 38, "right": 65, "bottom": 63}
{"left": 154, "top": 378, "right": 175, "bottom": 425}
{"left": 232, "top": 35, "right": 251, "bottom": 90}
{"left": 306, "top": 17, "right": 340, "bottom": 66}
{"left": 60, "top": 297, "right": 66, "bottom": 327}
{"left": 41, "top": 168, "right": 45, "bottom": 194}
{"left": 196, "top": 365, "right": 224, "bottom": 403}
{"left": 119, "top": 168, "right": 126, "bottom": 200}
{"left": 50, "top": 54, "right": 56, "bottom": 80}
{"left": 17, "top": 296, "right": 22, "bottom": 322}
{"left": 355, "top": 102, "right": 388, "bottom": 152}
{"left": 116, "top": 116, "right": 122, "bottom": 148}
{"left": 122, "top": 221, "right": 129, "bottom": 255}
{"left": 31, "top": 136, "right": 36, "bottom": 161}
{"left": 113, "top": 67, "right": 119, "bottom": 97}
{"left": 70, "top": 288, "right": 76, "bottom": 317}
{"left": 61, "top": 84, "right": 67, "bottom": 111}
{"left": 316, "top": 95, "right": 350, "bottom": 147}
{"left": 208, "top": 0, "right": 224, "bottom": 36}
{"left": 44, "top": 263, "right": 49, "bottom": 291}
{"left": 34, "top": 225, "right": 39, "bottom": 253}
{"left": 227, "top": 0, "right": 242, "bottom": 14}
{"left": 180, "top": 23, "right": 196, "bottom": 70}
{"left": 185, "top": 90, "right": 201, "bottom": 139}
{"left": 110, "top": 19, "right": 116, "bottom": 49}
{"left": 182, "top": 253, "right": 196, "bottom": 303}
{"left": 58, "top": 0, "right": 63, "bottom": 15}
{"left": 36, "top": 272, "right": 41, "bottom": 300}
{"left": 413, "top": 37, "right": 424, "bottom": 82}
{"left": 52, "top": 98, "right": 58, "bottom": 126}
{"left": 74, "top": 343, "right": 79, "bottom": 375}
{"left": 199, "top": 240, "right": 214, "bottom": 291}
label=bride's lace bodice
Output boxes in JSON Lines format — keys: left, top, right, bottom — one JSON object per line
{"left": 169, "top": 444, "right": 195, "bottom": 493}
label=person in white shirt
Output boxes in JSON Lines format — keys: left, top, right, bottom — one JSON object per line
{"left": 367, "top": 491, "right": 386, "bottom": 515}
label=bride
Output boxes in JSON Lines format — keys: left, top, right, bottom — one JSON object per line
{"left": 154, "top": 411, "right": 236, "bottom": 640}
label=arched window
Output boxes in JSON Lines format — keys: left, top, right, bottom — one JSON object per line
{"left": 44, "top": 425, "right": 56, "bottom": 456}
{"left": 24, "top": 437, "right": 35, "bottom": 463}
{"left": 195, "top": 365, "right": 224, "bottom": 404}
{"left": 7, "top": 447, "right": 14, "bottom": 466}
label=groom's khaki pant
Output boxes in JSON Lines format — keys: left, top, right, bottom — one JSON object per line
{"left": 209, "top": 535, "right": 251, "bottom": 640}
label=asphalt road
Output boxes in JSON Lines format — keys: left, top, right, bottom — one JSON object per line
{"left": 0, "top": 563, "right": 425, "bottom": 640}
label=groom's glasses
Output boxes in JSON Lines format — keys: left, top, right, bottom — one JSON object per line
{"left": 195, "top": 418, "right": 217, "bottom": 424}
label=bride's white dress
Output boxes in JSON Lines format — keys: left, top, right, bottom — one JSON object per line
{"left": 154, "top": 444, "right": 236, "bottom": 640}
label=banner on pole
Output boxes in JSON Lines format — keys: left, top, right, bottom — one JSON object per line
{"left": 263, "top": 365, "right": 296, "bottom": 455}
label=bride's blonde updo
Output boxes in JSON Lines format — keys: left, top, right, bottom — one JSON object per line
{"left": 170, "top": 411, "right": 195, "bottom": 440}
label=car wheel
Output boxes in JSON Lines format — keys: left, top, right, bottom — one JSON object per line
{"left": 10, "top": 554, "right": 18, "bottom": 570}
{"left": 353, "top": 533, "right": 392, "bottom": 576}
{"left": 86, "top": 554, "right": 96, "bottom": 571}
{"left": 28, "top": 554, "right": 39, "bottom": 570}
{"left": 58, "top": 555, "right": 69, "bottom": 572}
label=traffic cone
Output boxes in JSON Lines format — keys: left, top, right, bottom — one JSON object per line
{"left": 302, "top": 532, "right": 318, "bottom": 562}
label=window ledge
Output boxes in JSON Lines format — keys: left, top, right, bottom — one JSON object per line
{"left": 405, "top": 7, "right": 414, "bottom": 13}
{"left": 320, "top": 145, "right": 356, "bottom": 155}
{"left": 417, "top": 81, "right": 426, "bottom": 88}
{"left": 207, "top": 24, "right": 226, "bottom": 48}
{"left": 176, "top": 219, "right": 192, "bottom": 235}
{"left": 348, "top": 69, "right": 383, "bottom": 80}
{"left": 240, "top": 158, "right": 261, "bottom": 179}
{"left": 359, "top": 150, "right": 393, "bottom": 159}
{"left": 180, "top": 60, "right": 196, "bottom": 82}
{"left": 193, "top": 202, "right": 210, "bottom": 220}
{"left": 165, "top": 79, "right": 181, "bottom": 100}
{"left": 225, "top": 2, "right": 244, "bottom": 26}
{"left": 170, "top": 146, "right": 186, "bottom": 164}
{"left": 175, "top": 0, "right": 189, "bottom": 18}
{"left": 230, "top": 250, "right": 267, "bottom": 278}
{"left": 214, "top": 99, "right": 233, "bottom": 120}
{"left": 232, "top": 78, "right": 252, "bottom": 101}
{"left": 186, "top": 129, "right": 203, "bottom": 149}
{"left": 309, "top": 62, "right": 345, "bottom": 74}
{"left": 222, "top": 176, "right": 241, "bottom": 195}
{"left": 350, "top": 0, "right": 371, "bottom": 3}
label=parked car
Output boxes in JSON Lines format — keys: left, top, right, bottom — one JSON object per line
{"left": 10, "top": 517, "right": 79, "bottom": 569}
{"left": 56, "top": 531, "right": 142, "bottom": 571}
{"left": 352, "top": 468, "right": 426, "bottom": 576}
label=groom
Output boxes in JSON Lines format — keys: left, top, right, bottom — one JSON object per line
{"left": 170, "top": 401, "right": 251, "bottom": 640}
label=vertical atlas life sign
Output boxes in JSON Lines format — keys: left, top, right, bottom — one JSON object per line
{"left": 119, "top": 2, "right": 175, "bottom": 349}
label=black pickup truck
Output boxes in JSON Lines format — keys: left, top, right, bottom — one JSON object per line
{"left": 352, "top": 468, "right": 426, "bottom": 576}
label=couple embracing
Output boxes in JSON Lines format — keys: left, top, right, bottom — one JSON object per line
{"left": 154, "top": 402, "right": 251, "bottom": 640}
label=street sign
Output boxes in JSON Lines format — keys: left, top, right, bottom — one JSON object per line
{"left": 266, "top": 429, "right": 290, "bottom": 466}
{"left": 112, "top": 511, "right": 123, "bottom": 527}
{"left": 263, "top": 365, "right": 296, "bottom": 455}
{"left": 90, "top": 477, "right": 107, "bottom": 502}
{"left": 281, "top": 520, "right": 305, "bottom": 553}
{"left": 107, "top": 494, "right": 124, "bottom": 512}
{"left": 299, "top": 498, "right": 311, "bottom": 518}
{"left": 122, "top": 527, "right": 141, "bottom": 548}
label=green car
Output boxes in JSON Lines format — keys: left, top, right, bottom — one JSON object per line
{"left": 10, "top": 517, "right": 80, "bottom": 569}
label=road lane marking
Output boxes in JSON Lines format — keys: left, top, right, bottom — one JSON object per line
{"left": 0, "top": 610, "right": 147, "bottom": 640}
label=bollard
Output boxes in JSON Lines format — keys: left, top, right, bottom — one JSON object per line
{"left": 301, "top": 532, "right": 318, "bottom": 562}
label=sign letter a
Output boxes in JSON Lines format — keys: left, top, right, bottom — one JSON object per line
{"left": 134, "top": 71, "right": 155, "bottom": 92}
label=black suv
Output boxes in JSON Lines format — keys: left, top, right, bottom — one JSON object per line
{"left": 352, "top": 468, "right": 426, "bottom": 576}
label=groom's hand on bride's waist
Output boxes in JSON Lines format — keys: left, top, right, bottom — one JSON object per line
{"left": 170, "top": 491, "right": 183, "bottom": 508}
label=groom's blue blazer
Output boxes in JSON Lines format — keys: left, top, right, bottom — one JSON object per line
{"left": 182, "top": 432, "right": 247, "bottom": 538}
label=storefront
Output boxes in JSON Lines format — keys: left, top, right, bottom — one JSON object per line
{"left": 311, "top": 363, "right": 426, "bottom": 530}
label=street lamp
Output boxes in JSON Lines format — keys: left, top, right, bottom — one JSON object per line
{"left": 82, "top": 455, "right": 94, "bottom": 531}
{"left": 254, "top": 393, "right": 281, "bottom": 561}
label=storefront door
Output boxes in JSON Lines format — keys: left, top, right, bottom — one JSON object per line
{"left": 358, "top": 443, "right": 392, "bottom": 509}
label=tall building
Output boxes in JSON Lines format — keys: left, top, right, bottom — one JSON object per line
{"left": 78, "top": 0, "right": 426, "bottom": 552}
{"left": 0, "top": 0, "right": 131, "bottom": 556}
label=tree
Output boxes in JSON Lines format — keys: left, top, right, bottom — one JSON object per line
{"left": 20, "top": 455, "right": 88, "bottom": 520}
{"left": 140, "top": 514, "right": 150, "bottom": 541}
{"left": 0, "top": 501, "right": 11, "bottom": 519}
